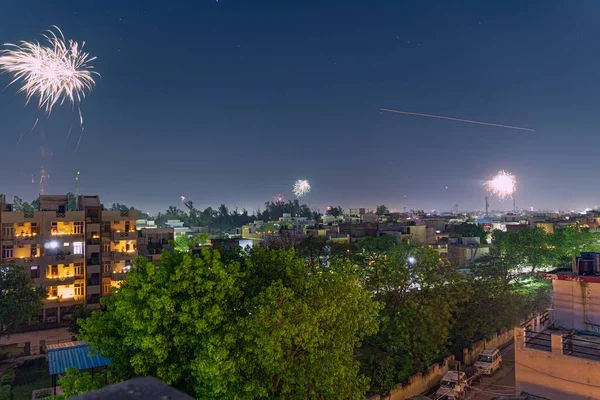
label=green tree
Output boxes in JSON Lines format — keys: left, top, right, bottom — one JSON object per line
{"left": 50, "top": 368, "right": 109, "bottom": 399}
{"left": 375, "top": 205, "right": 389, "bottom": 216}
{"left": 552, "top": 225, "right": 600, "bottom": 267}
{"left": 492, "top": 228, "right": 555, "bottom": 273}
{"left": 12, "top": 196, "right": 34, "bottom": 213}
{"left": 31, "top": 196, "right": 40, "bottom": 211}
{"left": 0, "top": 264, "right": 46, "bottom": 337}
{"left": 68, "top": 305, "right": 93, "bottom": 335}
{"left": 453, "top": 222, "right": 487, "bottom": 244}
{"left": 355, "top": 240, "right": 467, "bottom": 394}
{"left": 80, "top": 247, "right": 379, "bottom": 399}
{"left": 326, "top": 206, "right": 343, "bottom": 217}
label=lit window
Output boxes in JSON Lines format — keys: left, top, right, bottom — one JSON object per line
{"left": 64, "top": 242, "right": 70, "bottom": 246}
{"left": 74, "top": 283, "right": 83, "bottom": 296}
{"left": 74, "top": 263, "right": 83, "bottom": 276}
{"left": 1, "top": 245, "right": 14, "bottom": 259}
{"left": 73, "top": 242, "right": 83, "bottom": 255}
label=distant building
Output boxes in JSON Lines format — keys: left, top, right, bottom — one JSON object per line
{"left": 207, "top": 237, "right": 253, "bottom": 251}
{"left": 447, "top": 237, "right": 489, "bottom": 267}
{"left": 506, "top": 224, "right": 528, "bottom": 233}
{"left": 349, "top": 208, "right": 366, "bottom": 216}
{"left": 164, "top": 220, "right": 190, "bottom": 238}
{"left": 137, "top": 227, "right": 173, "bottom": 266}
{"left": 362, "top": 214, "right": 379, "bottom": 224}
{"left": 514, "top": 253, "right": 600, "bottom": 399}
{"left": 533, "top": 221, "right": 554, "bottom": 234}
{"left": 136, "top": 219, "right": 157, "bottom": 229}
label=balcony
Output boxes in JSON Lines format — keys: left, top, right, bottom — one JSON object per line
{"left": 111, "top": 271, "right": 128, "bottom": 280}
{"left": 87, "top": 223, "right": 100, "bottom": 232}
{"left": 44, "top": 275, "right": 76, "bottom": 285}
{"left": 87, "top": 264, "right": 100, "bottom": 274}
{"left": 86, "top": 257, "right": 100, "bottom": 266}
{"left": 87, "top": 285, "right": 101, "bottom": 295}
{"left": 43, "top": 253, "right": 84, "bottom": 265}
{"left": 50, "top": 230, "right": 84, "bottom": 238}
{"left": 14, "top": 233, "right": 40, "bottom": 245}
{"left": 12, "top": 257, "right": 39, "bottom": 265}
{"left": 112, "top": 251, "right": 136, "bottom": 260}
{"left": 44, "top": 295, "right": 84, "bottom": 305}
{"left": 112, "top": 231, "right": 138, "bottom": 241}
{"left": 86, "top": 238, "right": 101, "bottom": 246}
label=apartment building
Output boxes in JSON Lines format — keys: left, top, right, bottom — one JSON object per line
{"left": 137, "top": 227, "right": 173, "bottom": 266}
{"left": 0, "top": 194, "right": 137, "bottom": 328}
{"left": 514, "top": 252, "right": 600, "bottom": 399}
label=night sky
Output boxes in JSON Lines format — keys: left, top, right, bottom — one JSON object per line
{"left": 1, "top": 1, "right": 600, "bottom": 215}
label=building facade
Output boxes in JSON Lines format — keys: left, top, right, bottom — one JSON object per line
{"left": 514, "top": 253, "right": 600, "bottom": 399}
{"left": 137, "top": 227, "right": 174, "bottom": 266}
{"left": 0, "top": 195, "right": 137, "bottom": 328}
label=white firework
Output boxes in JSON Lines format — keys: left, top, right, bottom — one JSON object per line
{"left": 485, "top": 170, "right": 516, "bottom": 200}
{"left": 293, "top": 179, "right": 311, "bottom": 197}
{"left": 0, "top": 26, "right": 98, "bottom": 114}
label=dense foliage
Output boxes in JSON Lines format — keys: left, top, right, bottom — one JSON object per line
{"left": 0, "top": 264, "right": 45, "bottom": 338}
{"left": 375, "top": 205, "right": 389, "bottom": 215}
{"left": 58, "top": 220, "right": 600, "bottom": 398}
{"left": 79, "top": 247, "right": 380, "bottom": 399}
{"left": 50, "top": 368, "right": 109, "bottom": 399}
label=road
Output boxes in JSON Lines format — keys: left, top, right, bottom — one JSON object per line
{"left": 469, "top": 343, "right": 516, "bottom": 399}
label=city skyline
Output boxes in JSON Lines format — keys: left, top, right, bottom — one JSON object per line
{"left": 2, "top": 1, "right": 600, "bottom": 213}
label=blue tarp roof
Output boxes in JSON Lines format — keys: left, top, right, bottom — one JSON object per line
{"left": 48, "top": 342, "right": 111, "bottom": 375}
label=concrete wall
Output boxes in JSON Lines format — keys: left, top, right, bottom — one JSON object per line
{"left": 462, "top": 328, "right": 514, "bottom": 366}
{"left": 368, "top": 328, "right": 514, "bottom": 400}
{"left": 515, "top": 327, "right": 600, "bottom": 399}
{"left": 367, "top": 355, "right": 455, "bottom": 400}
{"left": 553, "top": 279, "right": 600, "bottom": 332}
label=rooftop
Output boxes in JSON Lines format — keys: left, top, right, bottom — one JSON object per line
{"left": 525, "top": 326, "right": 600, "bottom": 362}
{"left": 47, "top": 341, "right": 111, "bottom": 375}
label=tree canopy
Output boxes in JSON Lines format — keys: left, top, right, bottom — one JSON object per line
{"left": 0, "top": 264, "right": 45, "bottom": 338}
{"left": 375, "top": 205, "right": 389, "bottom": 216}
{"left": 79, "top": 247, "right": 380, "bottom": 399}
{"left": 325, "top": 206, "right": 343, "bottom": 217}
{"left": 452, "top": 222, "right": 487, "bottom": 244}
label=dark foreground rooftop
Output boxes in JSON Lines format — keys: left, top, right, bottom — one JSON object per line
{"left": 71, "top": 377, "right": 193, "bottom": 400}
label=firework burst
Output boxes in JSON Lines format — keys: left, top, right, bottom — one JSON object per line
{"left": 0, "top": 26, "right": 98, "bottom": 114}
{"left": 293, "top": 179, "right": 311, "bottom": 197}
{"left": 273, "top": 193, "right": 286, "bottom": 203}
{"left": 485, "top": 170, "right": 516, "bottom": 200}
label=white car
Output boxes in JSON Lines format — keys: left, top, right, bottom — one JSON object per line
{"left": 474, "top": 348, "right": 502, "bottom": 375}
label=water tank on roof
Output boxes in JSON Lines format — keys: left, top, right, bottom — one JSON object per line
{"left": 579, "top": 259, "right": 594, "bottom": 275}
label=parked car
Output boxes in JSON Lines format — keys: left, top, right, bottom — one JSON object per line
{"left": 435, "top": 371, "right": 469, "bottom": 400}
{"left": 475, "top": 347, "right": 503, "bottom": 375}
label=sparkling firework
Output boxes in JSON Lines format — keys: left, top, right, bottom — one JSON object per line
{"left": 293, "top": 179, "right": 311, "bottom": 197}
{"left": 273, "top": 193, "right": 286, "bottom": 203}
{"left": 0, "top": 26, "right": 98, "bottom": 114}
{"left": 485, "top": 170, "right": 516, "bottom": 200}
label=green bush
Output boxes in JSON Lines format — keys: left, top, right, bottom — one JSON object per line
{"left": 0, "top": 370, "right": 14, "bottom": 386}
{"left": 0, "top": 384, "right": 12, "bottom": 400}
